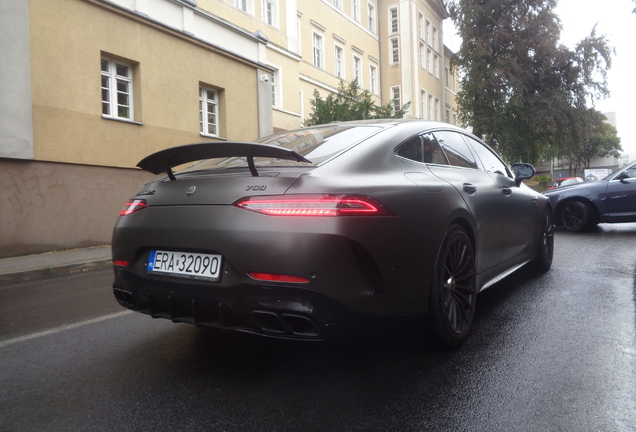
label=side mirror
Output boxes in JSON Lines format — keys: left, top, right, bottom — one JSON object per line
{"left": 512, "top": 163, "right": 536, "bottom": 186}
{"left": 617, "top": 171, "right": 630, "bottom": 182}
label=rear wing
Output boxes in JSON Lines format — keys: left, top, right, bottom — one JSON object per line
{"left": 137, "top": 142, "right": 311, "bottom": 179}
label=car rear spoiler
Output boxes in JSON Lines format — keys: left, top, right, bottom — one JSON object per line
{"left": 137, "top": 142, "right": 311, "bottom": 179}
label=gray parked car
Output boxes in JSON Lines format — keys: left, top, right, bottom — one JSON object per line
{"left": 111, "top": 120, "right": 553, "bottom": 347}
{"left": 544, "top": 161, "right": 636, "bottom": 232}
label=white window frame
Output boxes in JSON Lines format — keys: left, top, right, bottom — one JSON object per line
{"left": 426, "top": 19, "right": 432, "bottom": 45}
{"left": 428, "top": 94, "right": 434, "bottom": 120}
{"left": 369, "top": 64, "right": 377, "bottom": 94}
{"left": 418, "top": 13, "right": 424, "bottom": 39}
{"left": 269, "top": 68, "right": 280, "bottom": 107}
{"left": 199, "top": 86, "right": 219, "bottom": 137}
{"left": 390, "top": 86, "right": 401, "bottom": 113}
{"left": 333, "top": 0, "right": 341, "bottom": 9}
{"left": 236, "top": 0, "right": 253, "bottom": 14}
{"left": 353, "top": 55, "right": 362, "bottom": 85}
{"left": 334, "top": 44, "right": 345, "bottom": 79}
{"left": 420, "top": 89, "right": 426, "bottom": 119}
{"left": 433, "top": 26, "right": 439, "bottom": 52}
{"left": 390, "top": 37, "right": 399, "bottom": 64}
{"left": 434, "top": 54, "right": 440, "bottom": 79}
{"left": 262, "top": 0, "right": 275, "bottom": 26}
{"left": 419, "top": 42, "right": 426, "bottom": 69}
{"left": 389, "top": 7, "right": 398, "bottom": 34}
{"left": 313, "top": 32, "right": 324, "bottom": 69}
{"left": 368, "top": 3, "right": 376, "bottom": 33}
{"left": 101, "top": 57, "right": 133, "bottom": 121}
{"left": 435, "top": 98, "right": 440, "bottom": 121}
{"left": 427, "top": 48, "right": 433, "bottom": 74}
{"left": 351, "top": 0, "right": 360, "bottom": 22}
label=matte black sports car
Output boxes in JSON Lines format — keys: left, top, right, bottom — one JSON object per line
{"left": 112, "top": 120, "right": 553, "bottom": 346}
{"left": 544, "top": 161, "right": 636, "bottom": 232}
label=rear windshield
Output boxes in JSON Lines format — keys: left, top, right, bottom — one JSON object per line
{"left": 179, "top": 125, "right": 383, "bottom": 173}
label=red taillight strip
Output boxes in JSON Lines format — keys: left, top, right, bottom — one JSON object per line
{"left": 120, "top": 199, "right": 148, "bottom": 216}
{"left": 234, "top": 194, "right": 393, "bottom": 217}
{"left": 248, "top": 272, "right": 309, "bottom": 283}
{"left": 113, "top": 260, "right": 129, "bottom": 267}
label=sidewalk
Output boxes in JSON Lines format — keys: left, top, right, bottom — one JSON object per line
{"left": 0, "top": 245, "right": 112, "bottom": 283}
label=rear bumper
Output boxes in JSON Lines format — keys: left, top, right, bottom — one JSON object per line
{"left": 113, "top": 269, "right": 378, "bottom": 340}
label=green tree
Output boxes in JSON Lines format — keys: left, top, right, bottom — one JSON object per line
{"left": 304, "top": 79, "right": 410, "bottom": 126}
{"left": 448, "top": 0, "right": 613, "bottom": 164}
{"left": 557, "top": 108, "right": 622, "bottom": 175}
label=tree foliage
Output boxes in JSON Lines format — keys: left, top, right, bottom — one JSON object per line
{"left": 448, "top": 0, "right": 614, "bottom": 164}
{"left": 304, "top": 80, "right": 410, "bottom": 126}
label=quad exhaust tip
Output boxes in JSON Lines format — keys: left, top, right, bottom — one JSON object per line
{"left": 251, "top": 310, "right": 321, "bottom": 337}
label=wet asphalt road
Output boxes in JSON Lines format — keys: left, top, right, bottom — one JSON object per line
{"left": 1, "top": 224, "right": 635, "bottom": 432}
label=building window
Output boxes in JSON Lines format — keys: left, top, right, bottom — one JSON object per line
{"left": 270, "top": 70, "right": 278, "bottom": 107}
{"left": 352, "top": 0, "right": 360, "bottom": 22}
{"left": 353, "top": 55, "right": 361, "bottom": 84}
{"left": 434, "top": 54, "right": 440, "bottom": 79}
{"left": 426, "top": 19, "right": 431, "bottom": 44}
{"left": 435, "top": 98, "right": 440, "bottom": 121}
{"left": 236, "top": 0, "right": 248, "bottom": 12}
{"left": 390, "top": 38, "right": 399, "bottom": 64}
{"left": 335, "top": 45, "right": 344, "bottom": 78}
{"left": 389, "top": 7, "right": 398, "bottom": 34}
{"left": 313, "top": 33, "right": 324, "bottom": 68}
{"left": 101, "top": 57, "right": 133, "bottom": 120}
{"left": 368, "top": 3, "right": 376, "bottom": 33}
{"left": 419, "top": 42, "right": 426, "bottom": 69}
{"left": 370, "top": 64, "right": 377, "bottom": 94}
{"left": 428, "top": 94, "right": 434, "bottom": 120}
{"left": 333, "top": 0, "right": 341, "bottom": 8}
{"left": 445, "top": 106, "right": 451, "bottom": 123}
{"left": 418, "top": 13, "right": 424, "bottom": 39}
{"left": 199, "top": 86, "right": 218, "bottom": 136}
{"left": 427, "top": 48, "right": 433, "bottom": 74}
{"left": 421, "top": 90, "right": 426, "bottom": 119}
{"left": 433, "top": 26, "right": 439, "bottom": 52}
{"left": 262, "top": 0, "right": 274, "bottom": 25}
{"left": 391, "top": 86, "right": 401, "bottom": 112}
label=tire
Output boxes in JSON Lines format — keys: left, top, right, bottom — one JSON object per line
{"left": 427, "top": 225, "right": 477, "bottom": 348}
{"left": 560, "top": 200, "right": 595, "bottom": 232}
{"left": 531, "top": 208, "right": 554, "bottom": 272}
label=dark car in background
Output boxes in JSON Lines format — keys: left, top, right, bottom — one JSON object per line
{"left": 547, "top": 176, "right": 584, "bottom": 190}
{"left": 544, "top": 161, "right": 636, "bottom": 232}
{"left": 111, "top": 120, "right": 553, "bottom": 347}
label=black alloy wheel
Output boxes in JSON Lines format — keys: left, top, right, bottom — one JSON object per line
{"left": 428, "top": 225, "right": 477, "bottom": 347}
{"left": 561, "top": 200, "right": 594, "bottom": 232}
{"left": 532, "top": 208, "right": 554, "bottom": 271}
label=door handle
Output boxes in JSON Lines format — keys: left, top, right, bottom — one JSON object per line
{"left": 502, "top": 187, "right": 512, "bottom": 196}
{"left": 463, "top": 183, "right": 477, "bottom": 195}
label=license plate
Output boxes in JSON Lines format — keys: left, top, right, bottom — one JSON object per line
{"left": 147, "top": 250, "right": 222, "bottom": 282}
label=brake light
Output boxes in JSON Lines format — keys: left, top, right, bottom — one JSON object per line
{"left": 113, "top": 260, "right": 129, "bottom": 267}
{"left": 248, "top": 272, "right": 309, "bottom": 283}
{"left": 234, "top": 194, "right": 393, "bottom": 217}
{"left": 120, "top": 199, "right": 147, "bottom": 216}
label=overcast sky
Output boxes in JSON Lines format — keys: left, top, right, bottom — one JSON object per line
{"left": 444, "top": 0, "right": 636, "bottom": 153}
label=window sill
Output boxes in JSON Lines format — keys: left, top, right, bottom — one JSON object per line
{"left": 102, "top": 115, "right": 143, "bottom": 126}
{"left": 200, "top": 133, "right": 227, "bottom": 141}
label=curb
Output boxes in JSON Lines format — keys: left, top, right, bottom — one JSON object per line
{"left": 0, "top": 259, "right": 113, "bottom": 284}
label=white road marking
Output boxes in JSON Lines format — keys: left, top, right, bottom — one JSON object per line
{"left": 0, "top": 310, "right": 134, "bottom": 349}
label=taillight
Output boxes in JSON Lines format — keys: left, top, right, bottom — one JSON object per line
{"left": 120, "top": 199, "right": 147, "bottom": 216}
{"left": 234, "top": 194, "right": 393, "bottom": 217}
{"left": 248, "top": 272, "right": 309, "bottom": 283}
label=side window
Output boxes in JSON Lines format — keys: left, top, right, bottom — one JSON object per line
{"left": 463, "top": 135, "right": 511, "bottom": 177}
{"left": 396, "top": 134, "right": 448, "bottom": 165}
{"left": 433, "top": 131, "right": 478, "bottom": 169}
{"left": 396, "top": 136, "right": 422, "bottom": 162}
{"left": 422, "top": 133, "right": 448, "bottom": 164}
